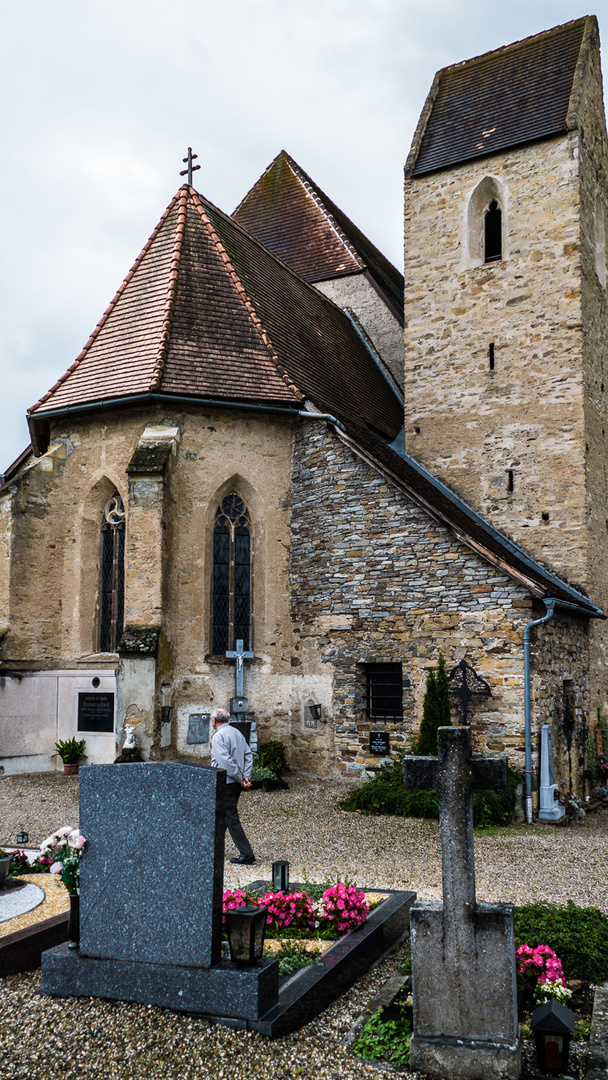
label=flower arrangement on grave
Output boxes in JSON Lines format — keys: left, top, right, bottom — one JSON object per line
{"left": 319, "top": 882, "right": 370, "bottom": 933}
{"left": 222, "top": 888, "right": 255, "bottom": 923}
{"left": 40, "top": 827, "right": 86, "bottom": 895}
{"left": 516, "top": 943, "right": 572, "bottom": 1005}
{"left": 258, "top": 890, "right": 316, "bottom": 933}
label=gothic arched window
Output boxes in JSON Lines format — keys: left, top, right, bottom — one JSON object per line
{"left": 484, "top": 199, "right": 502, "bottom": 262}
{"left": 99, "top": 494, "right": 125, "bottom": 653}
{"left": 212, "top": 492, "right": 252, "bottom": 654}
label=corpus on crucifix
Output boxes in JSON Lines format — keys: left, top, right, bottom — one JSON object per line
{"left": 225, "top": 639, "right": 254, "bottom": 715}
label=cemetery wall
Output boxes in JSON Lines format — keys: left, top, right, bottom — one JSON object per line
{"left": 290, "top": 425, "right": 592, "bottom": 794}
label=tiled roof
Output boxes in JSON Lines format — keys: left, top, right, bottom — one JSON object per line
{"left": 28, "top": 186, "right": 403, "bottom": 444}
{"left": 233, "top": 151, "right": 404, "bottom": 315}
{"left": 408, "top": 17, "right": 593, "bottom": 177}
{"left": 339, "top": 419, "right": 604, "bottom": 618}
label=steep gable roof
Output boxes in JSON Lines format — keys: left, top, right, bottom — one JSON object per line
{"left": 233, "top": 151, "right": 404, "bottom": 316}
{"left": 407, "top": 16, "right": 594, "bottom": 178}
{"left": 28, "top": 186, "right": 403, "bottom": 450}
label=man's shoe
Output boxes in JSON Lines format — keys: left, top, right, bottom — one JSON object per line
{"left": 230, "top": 855, "right": 256, "bottom": 865}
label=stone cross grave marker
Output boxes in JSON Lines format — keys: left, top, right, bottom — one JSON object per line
{"left": 403, "top": 727, "right": 521, "bottom": 1080}
{"left": 41, "top": 762, "right": 278, "bottom": 1021}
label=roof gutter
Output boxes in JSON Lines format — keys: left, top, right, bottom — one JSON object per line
{"left": 523, "top": 597, "right": 600, "bottom": 824}
{"left": 27, "top": 393, "right": 345, "bottom": 455}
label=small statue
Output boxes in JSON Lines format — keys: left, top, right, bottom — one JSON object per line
{"left": 114, "top": 723, "right": 143, "bottom": 764}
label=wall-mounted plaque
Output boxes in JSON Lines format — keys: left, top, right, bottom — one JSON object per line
{"left": 305, "top": 718, "right": 318, "bottom": 730}
{"left": 187, "top": 714, "right": 210, "bottom": 744}
{"left": 369, "top": 731, "right": 390, "bottom": 756}
{"left": 78, "top": 692, "right": 115, "bottom": 733}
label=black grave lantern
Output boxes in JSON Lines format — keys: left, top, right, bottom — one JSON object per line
{"left": 272, "top": 860, "right": 290, "bottom": 893}
{"left": 309, "top": 703, "right": 323, "bottom": 722}
{"left": 531, "top": 1000, "right": 575, "bottom": 1075}
{"left": 225, "top": 905, "right": 267, "bottom": 966}
{"left": 16, "top": 829, "right": 29, "bottom": 846}
{"left": 161, "top": 706, "right": 172, "bottom": 724}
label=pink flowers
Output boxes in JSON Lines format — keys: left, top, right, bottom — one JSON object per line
{"left": 259, "top": 891, "right": 315, "bottom": 931}
{"left": 517, "top": 943, "right": 572, "bottom": 1004}
{"left": 222, "top": 888, "right": 252, "bottom": 923}
{"left": 320, "top": 883, "right": 370, "bottom": 933}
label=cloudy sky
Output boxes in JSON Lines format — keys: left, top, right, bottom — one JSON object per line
{"left": 0, "top": 1, "right": 604, "bottom": 470}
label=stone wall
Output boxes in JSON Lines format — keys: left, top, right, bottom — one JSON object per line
{"left": 314, "top": 273, "right": 404, "bottom": 393}
{"left": 403, "top": 132, "right": 587, "bottom": 593}
{"left": 289, "top": 424, "right": 591, "bottom": 792}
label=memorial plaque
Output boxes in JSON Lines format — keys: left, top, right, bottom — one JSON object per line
{"left": 78, "top": 692, "right": 114, "bottom": 733}
{"left": 229, "top": 720, "right": 252, "bottom": 745}
{"left": 187, "top": 714, "right": 210, "bottom": 744}
{"left": 305, "top": 718, "right": 318, "bottom": 730}
{"left": 369, "top": 731, "right": 390, "bottom": 755}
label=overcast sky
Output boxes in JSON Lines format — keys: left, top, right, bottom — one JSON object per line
{"left": 0, "top": 1, "right": 604, "bottom": 470}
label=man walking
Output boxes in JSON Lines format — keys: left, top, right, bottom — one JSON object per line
{"left": 210, "top": 708, "right": 255, "bottom": 865}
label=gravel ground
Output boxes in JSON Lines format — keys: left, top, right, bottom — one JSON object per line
{"left": 1, "top": 770, "right": 607, "bottom": 1080}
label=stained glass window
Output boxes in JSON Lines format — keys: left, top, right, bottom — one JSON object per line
{"left": 212, "top": 492, "right": 252, "bottom": 653}
{"left": 99, "top": 494, "right": 125, "bottom": 653}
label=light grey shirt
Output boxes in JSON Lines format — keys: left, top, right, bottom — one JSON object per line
{"left": 210, "top": 723, "right": 253, "bottom": 785}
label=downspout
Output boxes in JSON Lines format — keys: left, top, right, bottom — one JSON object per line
{"left": 523, "top": 598, "right": 556, "bottom": 824}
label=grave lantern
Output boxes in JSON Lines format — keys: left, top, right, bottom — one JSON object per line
{"left": 16, "top": 828, "right": 29, "bottom": 845}
{"left": 225, "top": 905, "right": 267, "bottom": 966}
{"left": 308, "top": 703, "right": 323, "bottom": 722}
{"left": 531, "top": 1000, "right": 575, "bottom": 1075}
{"left": 272, "top": 860, "right": 290, "bottom": 893}
{"left": 161, "top": 706, "right": 172, "bottom": 724}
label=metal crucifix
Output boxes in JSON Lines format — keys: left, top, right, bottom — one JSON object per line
{"left": 225, "top": 639, "right": 254, "bottom": 714}
{"left": 448, "top": 658, "right": 491, "bottom": 725}
{"left": 180, "top": 147, "right": 200, "bottom": 186}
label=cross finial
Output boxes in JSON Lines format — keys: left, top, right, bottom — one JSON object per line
{"left": 180, "top": 147, "right": 200, "bottom": 187}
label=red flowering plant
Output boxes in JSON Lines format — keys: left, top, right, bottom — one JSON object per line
{"left": 319, "top": 882, "right": 370, "bottom": 933}
{"left": 259, "top": 891, "right": 316, "bottom": 935}
{"left": 516, "top": 943, "right": 572, "bottom": 1005}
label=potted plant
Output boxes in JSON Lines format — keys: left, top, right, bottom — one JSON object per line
{"left": 0, "top": 848, "right": 14, "bottom": 888}
{"left": 52, "top": 738, "right": 87, "bottom": 774}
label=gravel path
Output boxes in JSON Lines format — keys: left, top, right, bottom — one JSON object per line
{"left": 1, "top": 770, "right": 607, "bottom": 1079}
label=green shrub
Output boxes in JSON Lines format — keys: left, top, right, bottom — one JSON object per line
{"left": 339, "top": 755, "right": 519, "bottom": 827}
{"left": 412, "top": 654, "right": 452, "bottom": 755}
{"left": 353, "top": 1004, "right": 411, "bottom": 1065}
{"left": 274, "top": 940, "right": 323, "bottom": 976}
{"left": 258, "top": 740, "right": 286, "bottom": 775}
{"left": 514, "top": 901, "right": 608, "bottom": 983}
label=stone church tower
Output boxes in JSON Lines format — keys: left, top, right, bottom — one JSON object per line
{"left": 402, "top": 16, "right": 608, "bottom": 710}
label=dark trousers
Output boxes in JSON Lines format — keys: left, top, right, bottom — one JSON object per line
{"left": 222, "top": 782, "right": 254, "bottom": 859}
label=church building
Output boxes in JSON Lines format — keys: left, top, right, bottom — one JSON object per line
{"left": 0, "top": 17, "right": 606, "bottom": 815}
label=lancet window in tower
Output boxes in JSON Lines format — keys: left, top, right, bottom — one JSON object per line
{"left": 484, "top": 200, "right": 502, "bottom": 262}
{"left": 212, "top": 492, "right": 252, "bottom": 654}
{"left": 99, "top": 494, "right": 125, "bottom": 653}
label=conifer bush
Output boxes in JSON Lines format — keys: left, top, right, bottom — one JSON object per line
{"left": 411, "top": 654, "right": 452, "bottom": 755}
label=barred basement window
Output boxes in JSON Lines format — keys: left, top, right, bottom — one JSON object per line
{"left": 366, "top": 663, "right": 403, "bottom": 720}
{"left": 212, "top": 492, "right": 252, "bottom": 654}
{"left": 99, "top": 494, "right": 125, "bottom": 653}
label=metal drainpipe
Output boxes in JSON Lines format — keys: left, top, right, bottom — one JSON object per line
{"left": 523, "top": 598, "right": 556, "bottom": 824}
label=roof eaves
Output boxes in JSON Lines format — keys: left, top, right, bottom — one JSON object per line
{"left": 28, "top": 188, "right": 184, "bottom": 417}
{"left": 189, "top": 189, "right": 305, "bottom": 405}
{"left": 337, "top": 427, "right": 604, "bottom": 618}
{"left": 148, "top": 187, "right": 188, "bottom": 392}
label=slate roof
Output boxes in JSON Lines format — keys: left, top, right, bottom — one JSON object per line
{"left": 28, "top": 186, "right": 403, "bottom": 448}
{"left": 233, "top": 151, "right": 404, "bottom": 317}
{"left": 337, "top": 419, "right": 604, "bottom": 618}
{"left": 408, "top": 17, "right": 594, "bottom": 177}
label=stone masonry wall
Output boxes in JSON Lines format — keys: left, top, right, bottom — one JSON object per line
{"left": 290, "top": 424, "right": 591, "bottom": 794}
{"left": 402, "top": 133, "right": 588, "bottom": 593}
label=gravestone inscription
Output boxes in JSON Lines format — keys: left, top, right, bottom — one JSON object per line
{"left": 77, "top": 692, "right": 114, "bottom": 733}
{"left": 403, "top": 727, "right": 521, "bottom": 1080}
{"left": 369, "top": 731, "right": 390, "bottom": 756}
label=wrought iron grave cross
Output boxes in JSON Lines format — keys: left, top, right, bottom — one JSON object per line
{"left": 403, "top": 727, "right": 507, "bottom": 953}
{"left": 180, "top": 147, "right": 200, "bottom": 186}
{"left": 225, "top": 639, "right": 254, "bottom": 700}
{"left": 448, "top": 658, "right": 491, "bottom": 725}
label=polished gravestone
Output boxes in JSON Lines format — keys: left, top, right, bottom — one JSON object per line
{"left": 403, "top": 727, "right": 521, "bottom": 1080}
{"left": 538, "top": 724, "right": 565, "bottom": 822}
{"left": 40, "top": 762, "right": 278, "bottom": 1021}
